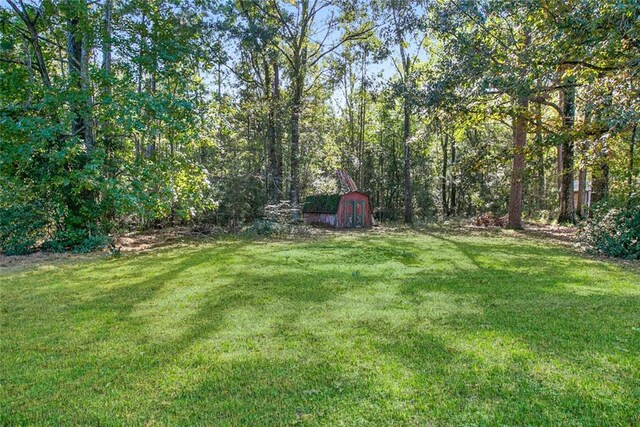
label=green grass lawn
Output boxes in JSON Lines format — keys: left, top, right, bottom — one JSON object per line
{"left": 1, "top": 230, "right": 639, "bottom": 425}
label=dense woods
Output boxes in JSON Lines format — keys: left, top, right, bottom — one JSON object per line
{"left": 1, "top": 0, "right": 638, "bottom": 256}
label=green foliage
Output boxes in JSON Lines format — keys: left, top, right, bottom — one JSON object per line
{"left": 303, "top": 194, "right": 341, "bottom": 213}
{"left": 244, "top": 218, "right": 279, "bottom": 236}
{"left": 0, "top": 0, "right": 220, "bottom": 253}
{"left": 580, "top": 197, "right": 640, "bottom": 259}
{"left": 0, "top": 203, "right": 48, "bottom": 255}
{"left": 1, "top": 0, "right": 639, "bottom": 252}
{"left": 73, "top": 235, "right": 113, "bottom": 254}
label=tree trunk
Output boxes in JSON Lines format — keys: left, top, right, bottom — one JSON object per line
{"left": 7, "top": 0, "right": 52, "bottom": 88}
{"left": 391, "top": 130, "right": 399, "bottom": 219}
{"left": 266, "top": 59, "right": 282, "bottom": 203}
{"left": 592, "top": 158, "right": 609, "bottom": 205}
{"left": 535, "top": 101, "right": 545, "bottom": 211}
{"left": 288, "top": 0, "right": 310, "bottom": 206}
{"left": 81, "top": 28, "right": 93, "bottom": 153}
{"left": 449, "top": 137, "right": 457, "bottom": 216}
{"left": 29, "top": 27, "right": 51, "bottom": 88}
{"left": 403, "top": 99, "right": 413, "bottom": 223}
{"left": 358, "top": 48, "right": 367, "bottom": 190}
{"left": 147, "top": 12, "right": 158, "bottom": 158}
{"left": 577, "top": 168, "right": 586, "bottom": 218}
{"left": 273, "top": 60, "right": 282, "bottom": 200}
{"left": 264, "top": 59, "right": 273, "bottom": 199}
{"left": 629, "top": 124, "right": 637, "bottom": 202}
{"left": 102, "top": 0, "right": 112, "bottom": 96}
{"left": 101, "top": 0, "right": 113, "bottom": 158}
{"left": 68, "top": 13, "right": 84, "bottom": 142}
{"left": 135, "top": 13, "right": 146, "bottom": 161}
{"left": 506, "top": 94, "right": 528, "bottom": 229}
{"left": 290, "top": 67, "right": 303, "bottom": 205}
{"left": 575, "top": 108, "right": 590, "bottom": 219}
{"left": 20, "top": 35, "right": 34, "bottom": 106}
{"left": 441, "top": 131, "right": 448, "bottom": 216}
{"left": 146, "top": 69, "right": 157, "bottom": 158}
{"left": 557, "top": 79, "right": 576, "bottom": 224}
{"left": 556, "top": 144, "right": 563, "bottom": 195}
{"left": 344, "top": 70, "right": 355, "bottom": 170}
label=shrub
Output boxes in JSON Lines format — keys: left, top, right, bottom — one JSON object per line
{"left": 0, "top": 203, "right": 49, "bottom": 255}
{"left": 245, "top": 219, "right": 282, "bottom": 236}
{"left": 579, "top": 198, "right": 640, "bottom": 260}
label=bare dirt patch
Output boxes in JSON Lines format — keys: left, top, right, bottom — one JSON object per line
{"left": 115, "top": 226, "right": 220, "bottom": 253}
{"left": 4, "top": 223, "right": 634, "bottom": 274}
{"left": 0, "top": 251, "right": 94, "bottom": 272}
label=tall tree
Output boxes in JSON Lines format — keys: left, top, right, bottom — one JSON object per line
{"left": 256, "top": 0, "right": 372, "bottom": 204}
{"left": 557, "top": 76, "right": 576, "bottom": 224}
{"left": 374, "top": 0, "right": 427, "bottom": 223}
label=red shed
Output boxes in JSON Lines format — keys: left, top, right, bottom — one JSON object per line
{"left": 303, "top": 192, "right": 372, "bottom": 228}
{"left": 302, "top": 171, "right": 373, "bottom": 229}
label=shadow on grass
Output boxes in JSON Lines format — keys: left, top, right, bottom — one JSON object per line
{"left": 2, "top": 233, "right": 639, "bottom": 425}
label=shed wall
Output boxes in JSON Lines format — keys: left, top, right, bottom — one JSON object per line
{"left": 303, "top": 212, "right": 337, "bottom": 227}
{"left": 337, "top": 192, "right": 372, "bottom": 228}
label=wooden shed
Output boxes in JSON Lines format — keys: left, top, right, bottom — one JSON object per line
{"left": 303, "top": 192, "right": 372, "bottom": 228}
{"left": 302, "top": 171, "right": 373, "bottom": 229}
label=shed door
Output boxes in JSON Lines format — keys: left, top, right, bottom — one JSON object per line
{"left": 345, "top": 201, "right": 354, "bottom": 227}
{"left": 355, "top": 201, "right": 365, "bottom": 227}
{"left": 345, "top": 200, "right": 365, "bottom": 228}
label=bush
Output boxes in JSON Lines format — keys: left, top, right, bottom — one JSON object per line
{"left": 245, "top": 218, "right": 311, "bottom": 237}
{"left": 0, "top": 203, "right": 49, "bottom": 255}
{"left": 242, "top": 200, "right": 311, "bottom": 237}
{"left": 244, "top": 219, "right": 282, "bottom": 236}
{"left": 579, "top": 198, "right": 640, "bottom": 260}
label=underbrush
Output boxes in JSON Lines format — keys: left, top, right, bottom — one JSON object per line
{"left": 243, "top": 219, "right": 316, "bottom": 238}
{"left": 579, "top": 197, "right": 640, "bottom": 260}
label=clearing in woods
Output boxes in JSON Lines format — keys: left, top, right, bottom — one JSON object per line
{"left": 1, "top": 229, "right": 639, "bottom": 425}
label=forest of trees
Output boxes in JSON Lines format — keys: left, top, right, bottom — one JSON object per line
{"left": 0, "top": 0, "right": 638, "bottom": 254}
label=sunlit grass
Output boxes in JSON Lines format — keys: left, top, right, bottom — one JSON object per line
{"left": 1, "top": 230, "right": 639, "bottom": 425}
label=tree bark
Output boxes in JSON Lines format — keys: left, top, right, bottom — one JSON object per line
{"left": 68, "top": 12, "right": 84, "bottom": 143}
{"left": 507, "top": 94, "right": 529, "bottom": 229}
{"left": 557, "top": 78, "right": 576, "bottom": 224}
{"left": 575, "top": 106, "right": 591, "bottom": 219}
{"left": 288, "top": 0, "right": 309, "bottom": 206}
{"left": 20, "top": 35, "right": 34, "bottom": 106}
{"left": 358, "top": 47, "right": 367, "bottom": 190}
{"left": 535, "top": 101, "right": 546, "bottom": 210}
{"left": 403, "top": 99, "right": 413, "bottom": 223}
{"left": 147, "top": 11, "right": 158, "bottom": 158}
{"left": 273, "top": 60, "right": 282, "bottom": 200}
{"left": 266, "top": 59, "right": 282, "bottom": 203}
{"left": 135, "top": 13, "right": 146, "bottom": 161}
{"left": 102, "top": 0, "right": 112, "bottom": 82}
{"left": 449, "top": 137, "right": 457, "bottom": 216}
{"left": 592, "top": 158, "right": 609, "bottom": 205}
{"left": 629, "top": 124, "right": 637, "bottom": 202}
{"left": 290, "top": 65, "right": 303, "bottom": 205}
{"left": 577, "top": 168, "right": 586, "bottom": 218}
{"left": 556, "top": 144, "right": 562, "bottom": 195}
{"left": 7, "top": 0, "right": 52, "bottom": 88}
{"left": 441, "top": 131, "right": 448, "bottom": 216}
{"left": 81, "top": 27, "right": 93, "bottom": 153}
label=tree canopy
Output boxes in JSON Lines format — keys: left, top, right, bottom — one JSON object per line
{"left": 0, "top": 0, "right": 638, "bottom": 254}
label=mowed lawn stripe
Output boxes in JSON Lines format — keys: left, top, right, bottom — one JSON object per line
{"left": 1, "top": 231, "right": 639, "bottom": 425}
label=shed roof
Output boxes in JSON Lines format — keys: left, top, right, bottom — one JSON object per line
{"left": 303, "top": 194, "right": 341, "bottom": 213}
